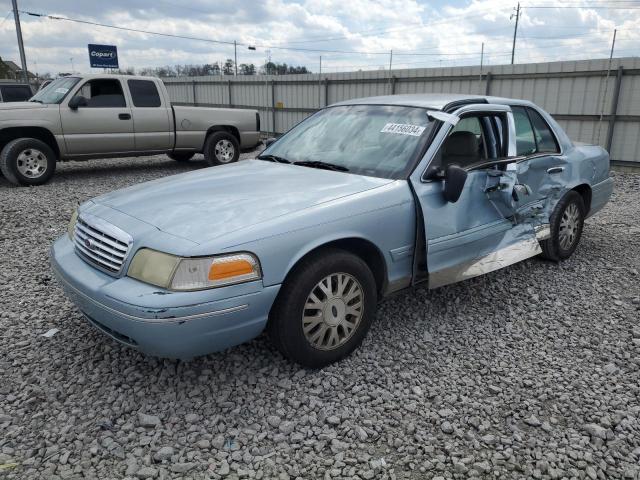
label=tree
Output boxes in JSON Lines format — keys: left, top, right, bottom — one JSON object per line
{"left": 222, "top": 58, "right": 235, "bottom": 75}
{"left": 239, "top": 63, "right": 256, "bottom": 75}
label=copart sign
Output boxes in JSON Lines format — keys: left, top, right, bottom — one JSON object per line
{"left": 88, "top": 44, "right": 119, "bottom": 69}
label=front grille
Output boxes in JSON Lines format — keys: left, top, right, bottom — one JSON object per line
{"left": 73, "top": 215, "right": 132, "bottom": 273}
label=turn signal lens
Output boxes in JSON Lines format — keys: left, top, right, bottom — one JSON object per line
{"left": 209, "top": 258, "right": 255, "bottom": 280}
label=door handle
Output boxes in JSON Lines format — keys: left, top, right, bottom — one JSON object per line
{"left": 118, "top": 113, "right": 131, "bottom": 120}
{"left": 547, "top": 166, "right": 564, "bottom": 174}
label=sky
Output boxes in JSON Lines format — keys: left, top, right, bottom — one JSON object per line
{"left": 0, "top": 0, "right": 639, "bottom": 76}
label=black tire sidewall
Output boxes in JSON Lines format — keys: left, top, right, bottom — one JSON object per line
{"left": 204, "top": 132, "right": 240, "bottom": 166}
{"left": 0, "top": 138, "right": 57, "bottom": 186}
{"left": 269, "top": 249, "right": 377, "bottom": 368}
{"left": 550, "top": 191, "right": 585, "bottom": 260}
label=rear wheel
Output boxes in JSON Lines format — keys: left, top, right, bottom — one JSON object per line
{"left": 168, "top": 152, "right": 195, "bottom": 162}
{"left": 0, "top": 138, "right": 57, "bottom": 186}
{"left": 203, "top": 131, "right": 239, "bottom": 166}
{"left": 268, "top": 249, "right": 377, "bottom": 368}
{"left": 540, "top": 190, "right": 585, "bottom": 261}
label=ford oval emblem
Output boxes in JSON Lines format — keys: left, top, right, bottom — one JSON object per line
{"left": 84, "top": 238, "right": 94, "bottom": 250}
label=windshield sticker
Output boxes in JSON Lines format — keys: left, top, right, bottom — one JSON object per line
{"left": 54, "top": 88, "right": 69, "bottom": 94}
{"left": 380, "top": 123, "right": 426, "bottom": 136}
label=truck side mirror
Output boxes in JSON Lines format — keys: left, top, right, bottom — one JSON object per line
{"left": 443, "top": 164, "right": 468, "bottom": 203}
{"left": 68, "top": 95, "right": 88, "bottom": 110}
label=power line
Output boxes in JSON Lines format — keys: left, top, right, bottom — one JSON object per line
{"left": 18, "top": 9, "right": 512, "bottom": 58}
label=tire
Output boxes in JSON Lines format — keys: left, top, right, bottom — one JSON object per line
{"left": 0, "top": 138, "right": 57, "bottom": 186}
{"left": 540, "top": 190, "right": 585, "bottom": 261}
{"left": 203, "top": 131, "right": 240, "bottom": 166}
{"left": 168, "top": 152, "right": 195, "bottom": 162}
{"left": 268, "top": 249, "right": 378, "bottom": 368}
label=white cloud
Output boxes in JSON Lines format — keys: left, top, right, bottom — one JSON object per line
{"left": 0, "top": 0, "right": 637, "bottom": 76}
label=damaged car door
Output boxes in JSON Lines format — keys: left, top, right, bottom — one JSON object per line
{"left": 411, "top": 104, "right": 541, "bottom": 289}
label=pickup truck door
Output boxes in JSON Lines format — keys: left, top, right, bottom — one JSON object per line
{"left": 60, "top": 78, "right": 135, "bottom": 156}
{"left": 125, "top": 79, "right": 172, "bottom": 152}
{"left": 409, "top": 104, "right": 541, "bottom": 289}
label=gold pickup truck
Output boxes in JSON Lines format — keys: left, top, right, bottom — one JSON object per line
{"left": 0, "top": 74, "right": 261, "bottom": 186}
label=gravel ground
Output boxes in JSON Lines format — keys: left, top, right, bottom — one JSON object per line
{"left": 0, "top": 154, "right": 639, "bottom": 480}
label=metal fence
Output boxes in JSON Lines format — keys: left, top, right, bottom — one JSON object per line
{"left": 163, "top": 57, "right": 640, "bottom": 165}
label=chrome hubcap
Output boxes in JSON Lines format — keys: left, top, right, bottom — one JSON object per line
{"left": 214, "top": 139, "right": 235, "bottom": 163}
{"left": 16, "top": 148, "right": 47, "bottom": 178}
{"left": 559, "top": 203, "right": 581, "bottom": 250}
{"left": 302, "top": 273, "right": 364, "bottom": 351}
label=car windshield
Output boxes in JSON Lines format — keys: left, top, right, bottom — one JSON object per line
{"left": 29, "top": 77, "right": 80, "bottom": 104}
{"left": 261, "top": 105, "right": 433, "bottom": 179}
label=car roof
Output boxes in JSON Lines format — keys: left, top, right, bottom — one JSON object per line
{"left": 331, "top": 93, "right": 536, "bottom": 111}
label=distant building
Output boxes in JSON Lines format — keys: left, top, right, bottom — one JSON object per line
{"left": 0, "top": 58, "right": 35, "bottom": 81}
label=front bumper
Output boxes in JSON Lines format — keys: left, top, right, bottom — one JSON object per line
{"left": 50, "top": 235, "right": 280, "bottom": 359}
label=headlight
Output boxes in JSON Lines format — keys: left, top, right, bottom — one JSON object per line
{"left": 127, "top": 249, "right": 261, "bottom": 291}
{"left": 68, "top": 209, "right": 78, "bottom": 239}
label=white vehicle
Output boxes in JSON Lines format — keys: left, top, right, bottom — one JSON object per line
{"left": 0, "top": 74, "right": 261, "bottom": 186}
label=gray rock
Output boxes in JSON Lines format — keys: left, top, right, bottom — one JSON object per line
{"left": 137, "top": 413, "right": 161, "bottom": 428}
{"left": 153, "top": 446, "right": 174, "bottom": 461}
{"left": 134, "top": 467, "right": 158, "bottom": 479}
{"left": 441, "top": 421, "right": 453, "bottom": 434}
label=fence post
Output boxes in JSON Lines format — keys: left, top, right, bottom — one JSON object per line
{"left": 605, "top": 66, "right": 624, "bottom": 154}
{"left": 228, "top": 80, "right": 233, "bottom": 107}
{"left": 192, "top": 80, "right": 197, "bottom": 105}
{"left": 391, "top": 75, "right": 397, "bottom": 95}
{"left": 485, "top": 72, "right": 492, "bottom": 96}
{"left": 271, "top": 80, "right": 276, "bottom": 134}
{"left": 324, "top": 78, "right": 329, "bottom": 107}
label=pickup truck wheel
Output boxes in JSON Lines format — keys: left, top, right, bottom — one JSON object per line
{"left": 268, "top": 249, "right": 377, "bottom": 368}
{"left": 540, "top": 190, "right": 585, "bottom": 261}
{"left": 204, "top": 132, "right": 240, "bottom": 166}
{"left": 168, "top": 152, "right": 195, "bottom": 162}
{"left": 0, "top": 138, "right": 57, "bottom": 186}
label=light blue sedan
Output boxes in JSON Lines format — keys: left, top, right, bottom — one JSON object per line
{"left": 51, "top": 93, "right": 613, "bottom": 367}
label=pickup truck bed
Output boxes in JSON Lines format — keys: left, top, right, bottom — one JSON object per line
{"left": 0, "top": 74, "right": 261, "bottom": 186}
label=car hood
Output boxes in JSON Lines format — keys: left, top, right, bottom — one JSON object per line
{"left": 94, "top": 160, "right": 393, "bottom": 244}
{"left": 0, "top": 102, "right": 43, "bottom": 110}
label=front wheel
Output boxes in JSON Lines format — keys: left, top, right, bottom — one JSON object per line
{"left": 540, "top": 190, "right": 585, "bottom": 261}
{"left": 268, "top": 249, "right": 377, "bottom": 368}
{"left": 203, "top": 132, "right": 240, "bottom": 166}
{"left": 0, "top": 138, "right": 57, "bottom": 186}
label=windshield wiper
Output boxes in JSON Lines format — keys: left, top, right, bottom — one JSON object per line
{"left": 293, "top": 160, "right": 349, "bottom": 172}
{"left": 29, "top": 99, "right": 43, "bottom": 103}
{"left": 257, "top": 154, "right": 291, "bottom": 164}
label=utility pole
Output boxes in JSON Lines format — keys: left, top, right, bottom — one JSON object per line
{"left": 234, "top": 40, "right": 238, "bottom": 76}
{"left": 511, "top": 2, "right": 520, "bottom": 65}
{"left": 597, "top": 29, "right": 617, "bottom": 145}
{"left": 479, "top": 42, "right": 484, "bottom": 94}
{"left": 11, "top": 0, "right": 28, "bottom": 83}
{"left": 388, "top": 50, "right": 393, "bottom": 91}
{"left": 318, "top": 55, "right": 322, "bottom": 107}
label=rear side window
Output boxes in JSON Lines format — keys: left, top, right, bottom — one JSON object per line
{"left": 511, "top": 106, "right": 536, "bottom": 156}
{"left": 527, "top": 108, "right": 560, "bottom": 153}
{"left": 1, "top": 85, "right": 32, "bottom": 102}
{"left": 128, "top": 80, "right": 161, "bottom": 107}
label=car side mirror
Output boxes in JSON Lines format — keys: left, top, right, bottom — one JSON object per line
{"left": 68, "top": 95, "right": 88, "bottom": 110}
{"left": 443, "top": 164, "right": 468, "bottom": 203}
{"left": 264, "top": 137, "right": 277, "bottom": 147}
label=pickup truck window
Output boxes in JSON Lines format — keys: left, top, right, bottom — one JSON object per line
{"left": 73, "top": 79, "right": 127, "bottom": 108}
{"left": 127, "top": 80, "right": 161, "bottom": 107}
{"left": 29, "top": 77, "right": 80, "bottom": 104}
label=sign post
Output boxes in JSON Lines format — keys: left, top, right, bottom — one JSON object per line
{"left": 87, "top": 44, "right": 119, "bottom": 69}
